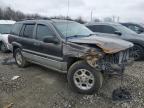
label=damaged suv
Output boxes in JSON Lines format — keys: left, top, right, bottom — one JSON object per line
{"left": 8, "top": 19, "right": 133, "bottom": 94}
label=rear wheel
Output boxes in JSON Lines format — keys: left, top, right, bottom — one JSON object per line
{"left": 133, "top": 44, "right": 144, "bottom": 60}
{"left": 14, "top": 48, "right": 29, "bottom": 67}
{"left": 67, "top": 60, "right": 103, "bottom": 94}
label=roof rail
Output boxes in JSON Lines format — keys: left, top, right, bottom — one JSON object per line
{"left": 17, "top": 17, "right": 74, "bottom": 21}
{"left": 18, "top": 18, "right": 35, "bottom": 21}
{"left": 18, "top": 17, "right": 51, "bottom": 21}
{"left": 50, "top": 18, "right": 74, "bottom": 21}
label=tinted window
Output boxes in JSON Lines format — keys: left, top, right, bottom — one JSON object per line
{"left": 87, "top": 25, "right": 103, "bottom": 32}
{"left": 88, "top": 25, "right": 117, "bottom": 34}
{"left": 23, "top": 24, "right": 35, "bottom": 38}
{"left": 36, "top": 24, "right": 54, "bottom": 41}
{"left": 11, "top": 23, "right": 22, "bottom": 35}
{"left": 103, "top": 25, "right": 117, "bottom": 34}
{"left": 0, "top": 24, "right": 14, "bottom": 34}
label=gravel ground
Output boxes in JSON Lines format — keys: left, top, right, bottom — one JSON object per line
{"left": 0, "top": 52, "right": 144, "bottom": 108}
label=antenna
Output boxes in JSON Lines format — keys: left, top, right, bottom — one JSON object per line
{"left": 91, "top": 10, "right": 93, "bottom": 21}
{"left": 66, "top": 0, "right": 70, "bottom": 40}
{"left": 67, "top": 0, "right": 70, "bottom": 19}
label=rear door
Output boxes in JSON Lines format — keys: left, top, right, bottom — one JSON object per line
{"left": 19, "top": 23, "right": 40, "bottom": 60}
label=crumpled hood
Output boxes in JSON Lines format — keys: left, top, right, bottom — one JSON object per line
{"left": 68, "top": 35, "right": 134, "bottom": 53}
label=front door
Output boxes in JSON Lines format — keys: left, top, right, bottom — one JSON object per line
{"left": 33, "top": 23, "right": 64, "bottom": 70}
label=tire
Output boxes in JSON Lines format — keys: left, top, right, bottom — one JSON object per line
{"left": 0, "top": 42, "right": 8, "bottom": 53}
{"left": 14, "top": 48, "right": 29, "bottom": 67}
{"left": 67, "top": 60, "right": 103, "bottom": 94}
{"left": 133, "top": 44, "right": 144, "bottom": 60}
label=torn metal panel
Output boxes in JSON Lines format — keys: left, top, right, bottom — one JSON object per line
{"left": 63, "top": 42, "right": 103, "bottom": 68}
{"left": 63, "top": 42, "right": 91, "bottom": 58}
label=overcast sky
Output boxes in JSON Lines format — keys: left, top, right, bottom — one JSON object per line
{"left": 1, "top": 0, "right": 144, "bottom": 22}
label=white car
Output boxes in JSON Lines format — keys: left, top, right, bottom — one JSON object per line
{"left": 0, "top": 20, "right": 16, "bottom": 52}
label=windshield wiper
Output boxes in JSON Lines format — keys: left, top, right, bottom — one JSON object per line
{"left": 66, "top": 35, "right": 85, "bottom": 39}
{"left": 66, "top": 34, "right": 95, "bottom": 39}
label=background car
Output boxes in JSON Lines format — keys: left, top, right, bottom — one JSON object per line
{"left": 121, "top": 23, "right": 144, "bottom": 34}
{"left": 86, "top": 22, "right": 144, "bottom": 60}
{"left": 0, "top": 20, "right": 16, "bottom": 53}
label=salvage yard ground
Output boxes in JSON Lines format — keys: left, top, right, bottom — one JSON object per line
{"left": 0, "top": 52, "right": 144, "bottom": 108}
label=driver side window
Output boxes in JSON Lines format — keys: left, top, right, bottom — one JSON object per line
{"left": 102, "top": 25, "right": 117, "bottom": 34}
{"left": 36, "top": 24, "right": 54, "bottom": 41}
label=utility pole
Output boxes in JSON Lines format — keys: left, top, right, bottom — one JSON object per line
{"left": 112, "top": 16, "right": 115, "bottom": 22}
{"left": 117, "top": 16, "right": 120, "bottom": 22}
{"left": 91, "top": 10, "right": 93, "bottom": 21}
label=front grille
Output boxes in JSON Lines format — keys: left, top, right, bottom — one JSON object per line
{"left": 102, "top": 49, "right": 130, "bottom": 64}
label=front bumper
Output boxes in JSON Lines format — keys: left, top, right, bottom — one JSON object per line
{"left": 99, "top": 49, "right": 134, "bottom": 75}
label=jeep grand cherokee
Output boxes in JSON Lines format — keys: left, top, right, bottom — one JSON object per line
{"left": 8, "top": 19, "right": 133, "bottom": 94}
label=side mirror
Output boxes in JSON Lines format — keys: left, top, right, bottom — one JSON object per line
{"left": 43, "top": 37, "right": 59, "bottom": 44}
{"left": 114, "top": 31, "right": 122, "bottom": 36}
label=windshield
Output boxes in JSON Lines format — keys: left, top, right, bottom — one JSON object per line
{"left": 0, "top": 24, "right": 13, "bottom": 34}
{"left": 54, "top": 22, "right": 94, "bottom": 37}
{"left": 115, "top": 24, "right": 137, "bottom": 35}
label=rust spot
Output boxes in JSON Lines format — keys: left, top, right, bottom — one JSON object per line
{"left": 83, "top": 50, "right": 102, "bottom": 68}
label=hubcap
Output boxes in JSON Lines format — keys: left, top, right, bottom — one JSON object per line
{"left": 73, "top": 69, "right": 95, "bottom": 90}
{"left": 16, "top": 52, "right": 22, "bottom": 65}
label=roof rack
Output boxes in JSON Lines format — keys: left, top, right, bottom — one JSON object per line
{"left": 17, "top": 17, "right": 74, "bottom": 22}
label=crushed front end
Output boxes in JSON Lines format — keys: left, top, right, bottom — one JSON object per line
{"left": 65, "top": 35, "right": 134, "bottom": 75}
{"left": 97, "top": 49, "right": 133, "bottom": 75}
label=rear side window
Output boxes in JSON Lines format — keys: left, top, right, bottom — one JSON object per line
{"left": 36, "top": 24, "right": 54, "bottom": 41}
{"left": 21, "top": 24, "right": 35, "bottom": 38}
{"left": 11, "top": 23, "right": 23, "bottom": 35}
{"left": 87, "top": 25, "right": 117, "bottom": 34}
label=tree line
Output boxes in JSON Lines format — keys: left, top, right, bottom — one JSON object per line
{"left": 0, "top": 7, "right": 86, "bottom": 23}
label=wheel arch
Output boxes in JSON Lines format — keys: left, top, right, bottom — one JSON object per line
{"left": 67, "top": 57, "right": 82, "bottom": 70}
{"left": 12, "top": 42, "right": 22, "bottom": 57}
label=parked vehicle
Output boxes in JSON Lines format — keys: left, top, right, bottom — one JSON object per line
{"left": 121, "top": 23, "right": 144, "bottom": 34}
{"left": 86, "top": 22, "right": 144, "bottom": 60}
{"left": 9, "top": 19, "right": 133, "bottom": 94}
{"left": 0, "top": 20, "right": 16, "bottom": 52}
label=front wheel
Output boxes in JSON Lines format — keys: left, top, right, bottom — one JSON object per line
{"left": 67, "top": 60, "right": 103, "bottom": 94}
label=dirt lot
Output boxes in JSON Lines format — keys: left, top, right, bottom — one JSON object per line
{"left": 0, "top": 52, "right": 144, "bottom": 108}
